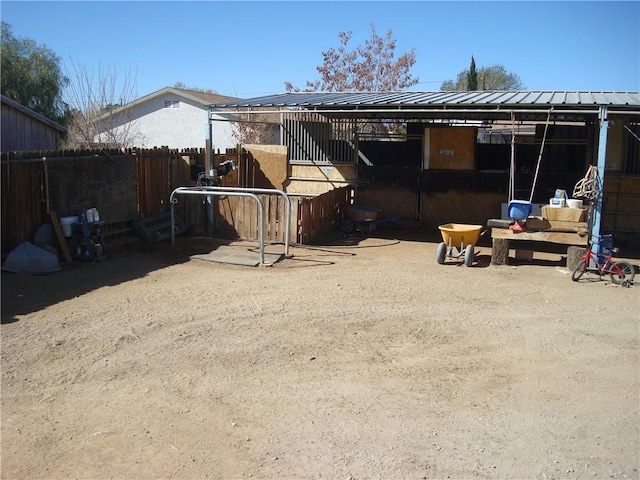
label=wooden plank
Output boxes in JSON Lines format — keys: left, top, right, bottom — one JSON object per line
{"left": 271, "top": 195, "right": 280, "bottom": 243}
{"left": 525, "top": 217, "right": 589, "bottom": 233}
{"left": 237, "top": 196, "right": 248, "bottom": 238}
{"left": 289, "top": 196, "right": 300, "bottom": 244}
{"left": 275, "top": 196, "right": 281, "bottom": 243}
{"left": 526, "top": 217, "right": 589, "bottom": 235}
{"left": 49, "top": 210, "right": 73, "bottom": 263}
{"left": 491, "top": 227, "right": 588, "bottom": 245}
{"left": 249, "top": 195, "right": 257, "bottom": 239}
{"left": 265, "top": 195, "right": 273, "bottom": 242}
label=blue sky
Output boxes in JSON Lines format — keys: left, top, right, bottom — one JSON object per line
{"left": 2, "top": 1, "right": 639, "bottom": 100}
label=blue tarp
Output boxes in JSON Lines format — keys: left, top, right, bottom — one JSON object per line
{"left": 2, "top": 241, "right": 60, "bottom": 275}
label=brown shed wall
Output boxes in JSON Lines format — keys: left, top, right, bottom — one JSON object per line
{"left": 1, "top": 102, "right": 63, "bottom": 151}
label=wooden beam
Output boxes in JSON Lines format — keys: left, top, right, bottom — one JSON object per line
{"left": 491, "top": 227, "right": 588, "bottom": 246}
{"left": 49, "top": 211, "right": 73, "bottom": 263}
{"left": 525, "top": 217, "right": 588, "bottom": 234}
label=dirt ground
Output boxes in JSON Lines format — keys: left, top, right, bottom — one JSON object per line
{"left": 1, "top": 228, "right": 639, "bottom": 480}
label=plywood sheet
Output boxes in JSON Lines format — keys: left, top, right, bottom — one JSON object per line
{"left": 426, "top": 127, "right": 476, "bottom": 170}
{"left": 190, "top": 245, "right": 283, "bottom": 267}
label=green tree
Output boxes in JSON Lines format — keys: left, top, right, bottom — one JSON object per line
{"left": 286, "top": 24, "right": 419, "bottom": 92}
{"left": 1, "top": 22, "right": 68, "bottom": 123}
{"left": 441, "top": 62, "right": 524, "bottom": 91}
{"left": 467, "top": 56, "right": 478, "bottom": 90}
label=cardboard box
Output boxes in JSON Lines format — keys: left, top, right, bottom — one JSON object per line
{"left": 541, "top": 206, "right": 587, "bottom": 222}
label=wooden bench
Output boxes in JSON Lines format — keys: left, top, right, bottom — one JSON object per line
{"left": 490, "top": 217, "right": 588, "bottom": 266}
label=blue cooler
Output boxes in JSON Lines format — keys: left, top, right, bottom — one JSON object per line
{"left": 598, "top": 234, "right": 614, "bottom": 254}
{"left": 507, "top": 200, "right": 533, "bottom": 221}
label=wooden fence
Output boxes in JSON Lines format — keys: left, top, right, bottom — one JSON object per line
{"left": 1, "top": 156, "right": 47, "bottom": 255}
{"left": 1, "top": 147, "right": 351, "bottom": 257}
{"left": 207, "top": 186, "right": 352, "bottom": 245}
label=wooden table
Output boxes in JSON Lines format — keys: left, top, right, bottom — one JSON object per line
{"left": 490, "top": 223, "right": 588, "bottom": 266}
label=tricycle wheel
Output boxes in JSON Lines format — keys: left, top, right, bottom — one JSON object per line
{"left": 571, "top": 259, "right": 588, "bottom": 282}
{"left": 436, "top": 242, "right": 447, "bottom": 265}
{"left": 609, "top": 261, "right": 635, "bottom": 285}
{"left": 464, "top": 245, "right": 475, "bottom": 267}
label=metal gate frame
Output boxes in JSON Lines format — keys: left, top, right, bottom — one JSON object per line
{"left": 169, "top": 186, "right": 292, "bottom": 266}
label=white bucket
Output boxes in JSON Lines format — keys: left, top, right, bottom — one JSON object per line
{"left": 566, "top": 198, "right": 583, "bottom": 209}
{"left": 59, "top": 216, "right": 79, "bottom": 237}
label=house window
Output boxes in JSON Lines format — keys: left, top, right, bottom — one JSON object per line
{"left": 164, "top": 100, "right": 180, "bottom": 109}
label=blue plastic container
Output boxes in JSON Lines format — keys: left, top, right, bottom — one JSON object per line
{"left": 507, "top": 200, "right": 532, "bottom": 221}
{"left": 598, "top": 234, "right": 614, "bottom": 254}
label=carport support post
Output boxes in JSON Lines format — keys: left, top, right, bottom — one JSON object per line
{"left": 592, "top": 105, "right": 608, "bottom": 254}
{"left": 205, "top": 118, "right": 213, "bottom": 173}
{"left": 205, "top": 119, "right": 214, "bottom": 233}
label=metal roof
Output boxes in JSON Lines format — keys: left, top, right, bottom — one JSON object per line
{"left": 209, "top": 91, "right": 640, "bottom": 122}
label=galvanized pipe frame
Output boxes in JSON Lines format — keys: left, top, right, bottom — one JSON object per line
{"left": 184, "top": 185, "right": 292, "bottom": 257}
{"left": 169, "top": 187, "right": 267, "bottom": 266}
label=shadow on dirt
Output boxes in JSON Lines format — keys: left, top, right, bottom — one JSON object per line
{"left": 0, "top": 235, "right": 235, "bottom": 324}
{"left": 3, "top": 224, "right": 637, "bottom": 324}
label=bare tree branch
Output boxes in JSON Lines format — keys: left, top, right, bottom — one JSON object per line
{"left": 63, "top": 59, "right": 142, "bottom": 148}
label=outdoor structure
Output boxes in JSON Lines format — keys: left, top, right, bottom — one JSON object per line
{"left": 93, "top": 87, "right": 241, "bottom": 150}
{"left": 209, "top": 91, "right": 640, "bottom": 248}
{"left": 1, "top": 146, "right": 347, "bottom": 258}
{"left": 1, "top": 94, "right": 67, "bottom": 151}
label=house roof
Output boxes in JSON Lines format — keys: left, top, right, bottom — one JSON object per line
{"left": 208, "top": 91, "right": 640, "bottom": 122}
{"left": 106, "top": 87, "right": 240, "bottom": 116}
{"left": 1, "top": 94, "right": 67, "bottom": 133}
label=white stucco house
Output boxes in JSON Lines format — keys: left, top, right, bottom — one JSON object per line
{"left": 93, "top": 87, "right": 241, "bottom": 150}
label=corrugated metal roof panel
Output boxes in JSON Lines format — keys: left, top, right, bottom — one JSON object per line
{"left": 209, "top": 91, "right": 640, "bottom": 111}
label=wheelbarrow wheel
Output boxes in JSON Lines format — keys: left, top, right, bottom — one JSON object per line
{"left": 436, "top": 242, "right": 447, "bottom": 264}
{"left": 464, "top": 245, "right": 474, "bottom": 267}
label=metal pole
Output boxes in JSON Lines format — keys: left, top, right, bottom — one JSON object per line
{"left": 170, "top": 187, "right": 266, "bottom": 265}
{"left": 592, "top": 105, "right": 608, "bottom": 254}
{"left": 183, "top": 186, "right": 292, "bottom": 256}
{"left": 205, "top": 120, "right": 213, "bottom": 173}
{"left": 529, "top": 109, "right": 552, "bottom": 203}
{"left": 209, "top": 107, "right": 611, "bottom": 117}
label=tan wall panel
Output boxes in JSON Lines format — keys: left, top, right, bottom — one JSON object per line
{"left": 356, "top": 185, "right": 418, "bottom": 219}
{"left": 243, "top": 144, "right": 288, "bottom": 189}
{"left": 421, "top": 191, "right": 503, "bottom": 229}
{"left": 285, "top": 163, "right": 357, "bottom": 195}
{"left": 605, "top": 121, "right": 624, "bottom": 171}
{"left": 289, "top": 163, "right": 357, "bottom": 181}
{"left": 426, "top": 127, "right": 476, "bottom": 170}
{"left": 285, "top": 180, "right": 343, "bottom": 196}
